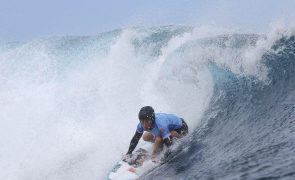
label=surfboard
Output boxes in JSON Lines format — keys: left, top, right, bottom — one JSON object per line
{"left": 107, "top": 143, "right": 160, "bottom": 180}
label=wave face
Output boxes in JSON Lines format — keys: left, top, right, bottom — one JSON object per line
{"left": 0, "top": 26, "right": 294, "bottom": 179}
{"left": 143, "top": 33, "right": 295, "bottom": 179}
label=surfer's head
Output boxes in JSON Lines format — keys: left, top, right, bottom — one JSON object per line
{"left": 138, "top": 106, "right": 155, "bottom": 130}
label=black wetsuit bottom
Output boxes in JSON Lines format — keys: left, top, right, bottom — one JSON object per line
{"left": 174, "top": 118, "right": 188, "bottom": 136}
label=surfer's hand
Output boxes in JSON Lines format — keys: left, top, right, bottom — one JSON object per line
{"left": 150, "top": 154, "right": 157, "bottom": 163}
{"left": 151, "top": 157, "right": 161, "bottom": 163}
{"left": 122, "top": 154, "right": 131, "bottom": 161}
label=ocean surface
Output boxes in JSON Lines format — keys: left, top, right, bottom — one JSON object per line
{"left": 0, "top": 25, "right": 294, "bottom": 180}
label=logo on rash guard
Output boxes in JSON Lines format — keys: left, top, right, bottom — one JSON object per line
{"left": 160, "top": 128, "right": 165, "bottom": 133}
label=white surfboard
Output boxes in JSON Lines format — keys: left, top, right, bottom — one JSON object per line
{"left": 108, "top": 143, "right": 161, "bottom": 180}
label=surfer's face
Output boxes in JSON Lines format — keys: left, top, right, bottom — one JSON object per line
{"left": 141, "top": 119, "right": 154, "bottom": 130}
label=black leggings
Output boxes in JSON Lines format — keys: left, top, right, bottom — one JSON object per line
{"left": 174, "top": 118, "right": 188, "bottom": 136}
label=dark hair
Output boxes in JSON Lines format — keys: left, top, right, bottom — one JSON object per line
{"left": 138, "top": 106, "right": 155, "bottom": 122}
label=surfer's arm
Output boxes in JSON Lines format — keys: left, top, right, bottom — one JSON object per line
{"left": 151, "top": 136, "right": 163, "bottom": 157}
{"left": 127, "top": 131, "right": 143, "bottom": 154}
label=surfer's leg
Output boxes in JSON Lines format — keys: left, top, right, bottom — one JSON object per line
{"left": 173, "top": 118, "right": 189, "bottom": 138}
{"left": 142, "top": 132, "right": 155, "bottom": 142}
{"left": 170, "top": 130, "right": 182, "bottom": 138}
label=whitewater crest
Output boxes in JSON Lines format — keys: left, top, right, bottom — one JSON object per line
{"left": 0, "top": 25, "right": 294, "bottom": 180}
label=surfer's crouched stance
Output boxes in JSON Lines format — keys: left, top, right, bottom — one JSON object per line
{"left": 124, "top": 106, "right": 188, "bottom": 160}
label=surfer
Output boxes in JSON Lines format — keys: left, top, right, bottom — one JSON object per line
{"left": 124, "top": 106, "right": 188, "bottom": 160}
